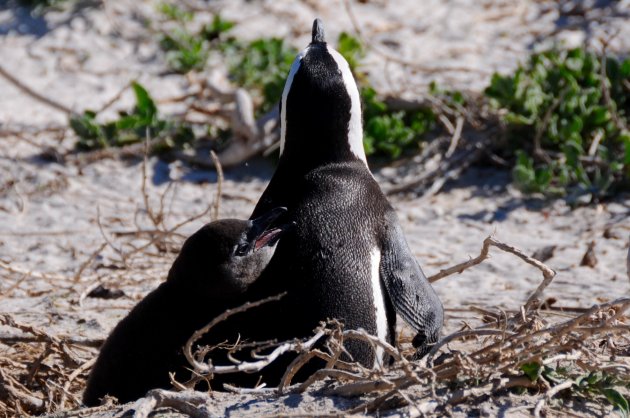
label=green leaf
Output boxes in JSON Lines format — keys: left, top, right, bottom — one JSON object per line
{"left": 589, "top": 106, "right": 610, "bottom": 126}
{"left": 212, "top": 14, "right": 235, "bottom": 33}
{"left": 132, "top": 82, "right": 157, "bottom": 121}
{"left": 602, "top": 388, "right": 629, "bottom": 418}
{"left": 505, "top": 112, "right": 534, "bottom": 125}
{"left": 70, "top": 111, "right": 100, "bottom": 139}
{"left": 115, "top": 115, "right": 144, "bottom": 130}
{"left": 521, "top": 362, "right": 542, "bottom": 382}
{"left": 451, "top": 90, "right": 465, "bottom": 105}
{"left": 485, "top": 73, "right": 516, "bottom": 104}
{"left": 535, "top": 167, "right": 552, "bottom": 187}
{"left": 513, "top": 168, "right": 536, "bottom": 191}
{"left": 516, "top": 150, "right": 533, "bottom": 168}
{"left": 361, "top": 86, "right": 387, "bottom": 117}
{"left": 71, "top": 83, "right": 195, "bottom": 152}
{"left": 541, "top": 366, "right": 564, "bottom": 384}
{"left": 587, "top": 371, "right": 603, "bottom": 386}
{"left": 228, "top": 37, "right": 298, "bottom": 113}
{"left": 201, "top": 14, "right": 235, "bottom": 40}
{"left": 621, "top": 131, "right": 630, "bottom": 165}
{"left": 160, "top": 29, "right": 208, "bottom": 73}
{"left": 483, "top": 47, "right": 630, "bottom": 200}
{"left": 337, "top": 32, "right": 364, "bottom": 73}
{"left": 158, "top": 2, "right": 193, "bottom": 22}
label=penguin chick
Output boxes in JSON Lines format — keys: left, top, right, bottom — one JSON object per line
{"left": 83, "top": 207, "right": 290, "bottom": 406}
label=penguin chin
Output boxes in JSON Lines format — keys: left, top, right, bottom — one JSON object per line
{"left": 225, "top": 245, "right": 277, "bottom": 289}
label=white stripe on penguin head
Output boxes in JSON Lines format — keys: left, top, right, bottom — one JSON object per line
{"left": 326, "top": 45, "right": 367, "bottom": 165}
{"left": 279, "top": 48, "right": 307, "bottom": 156}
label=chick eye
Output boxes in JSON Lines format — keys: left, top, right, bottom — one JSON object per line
{"left": 235, "top": 243, "right": 250, "bottom": 256}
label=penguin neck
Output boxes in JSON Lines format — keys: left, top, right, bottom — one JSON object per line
{"left": 278, "top": 131, "right": 368, "bottom": 175}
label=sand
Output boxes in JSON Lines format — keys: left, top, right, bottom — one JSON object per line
{"left": 1, "top": 0, "right": 629, "bottom": 416}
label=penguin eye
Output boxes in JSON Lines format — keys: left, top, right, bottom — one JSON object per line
{"left": 235, "top": 243, "right": 250, "bottom": 256}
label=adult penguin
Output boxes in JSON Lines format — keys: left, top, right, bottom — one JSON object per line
{"left": 248, "top": 19, "right": 443, "bottom": 369}
{"left": 83, "top": 208, "right": 290, "bottom": 406}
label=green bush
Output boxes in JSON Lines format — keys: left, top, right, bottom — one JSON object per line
{"left": 157, "top": 2, "right": 193, "bottom": 22}
{"left": 337, "top": 32, "right": 365, "bottom": 76}
{"left": 71, "top": 82, "right": 193, "bottom": 151}
{"left": 486, "top": 48, "right": 630, "bottom": 201}
{"left": 159, "top": 29, "right": 209, "bottom": 73}
{"left": 361, "top": 87, "right": 435, "bottom": 159}
{"left": 157, "top": 8, "right": 294, "bottom": 115}
{"left": 226, "top": 38, "right": 298, "bottom": 114}
{"left": 158, "top": 8, "right": 234, "bottom": 74}
{"left": 521, "top": 362, "right": 629, "bottom": 417}
{"left": 201, "top": 14, "right": 236, "bottom": 41}
{"left": 336, "top": 33, "right": 437, "bottom": 159}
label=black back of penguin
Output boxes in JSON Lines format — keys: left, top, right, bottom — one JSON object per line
{"left": 83, "top": 211, "right": 288, "bottom": 406}
{"left": 250, "top": 19, "right": 443, "bottom": 368}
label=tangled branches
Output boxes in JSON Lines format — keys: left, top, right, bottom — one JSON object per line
{"left": 129, "top": 295, "right": 630, "bottom": 417}
{"left": 131, "top": 237, "right": 630, "bottom": 417}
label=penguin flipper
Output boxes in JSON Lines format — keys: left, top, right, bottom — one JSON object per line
{"left": 380, "top": 218, "right": 444, "bottom": 357}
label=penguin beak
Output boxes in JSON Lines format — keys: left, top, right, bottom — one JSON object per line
{"left": 312, "top": 18, "right": 325, "bottom": 44}
{"left": 246, "top": 207, "right": 292, "bottom": 253}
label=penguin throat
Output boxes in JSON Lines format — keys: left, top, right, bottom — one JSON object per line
{"left": 279, "top": 44, "right": 367, "bottom": 167}
{"left": 280, "top": 134, "right": 361, "bottom": 174}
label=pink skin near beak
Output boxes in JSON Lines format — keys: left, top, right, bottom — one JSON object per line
{"left": 254, "top": 227, "right": 283, "bottom": 251}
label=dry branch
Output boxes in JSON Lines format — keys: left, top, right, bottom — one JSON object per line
{"left": 278, "top": 349, "right": 331, "bottom": 394}
{"left": 446, "top": 376, "right": 537, "bottom": 405}
{"left": 533, "top": 379, "right": 574, "bottom": 417}
{"left": 0, "top": 333, "right": 103, "bottom": 348}
{"left": 444, "top": 116, "right": 464, "bottom": 158}
{"left": 209, "top": 150, "right": 223, "bottom": 221}
{"left": 135, "top": 232, "right": 630, "bottom": 416}
{"left": 0, "top": 260, "right": 73, "bottom": 283}
{"left": 184, "top": 293, "right": 288, "bottom": 374}
{"left": 59, "top": 358, "right": 96, "bottom": 409}
{"left": 428, "top": 236, "right": 556, "bottom": 312}
{"left": 384, "top": 130, "right": 493, "bottom": 197}
{"left": 0, "top": 314, "right": 97, "bottom": 414}
{"left": 425, "top": 329, "right": 512, "bottom": 364}
{"left": 0, "top": 63, "right": 73, "bottom": 115}
{"left": 133, "top": 389, "right": 210, "bottom": 418}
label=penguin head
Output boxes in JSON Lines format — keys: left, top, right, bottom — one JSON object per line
{"left": 279, "top": 18, "right": 366, "bottom": 169}
{"left": 168, "top": 207, "right": 291, "bottom": 296}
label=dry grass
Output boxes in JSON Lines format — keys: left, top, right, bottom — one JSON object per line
{"left": 0, "top": 152, "right": 628, "bottom": 417}
{"left": 110, "top": 292, "right": 630, "bottom": 417}
{"left": 0, "top": 146, "right": 222, "bottom": 416}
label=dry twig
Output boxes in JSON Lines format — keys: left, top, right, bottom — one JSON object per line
{"left": 184, "top": 293, "right": 288, "bottom": 375}
{"left": 133, "top": 389, "right": 210, "bottom": 418}
{"left": 0, "top": 63, "right": 73, "bottom": 115}
{"left": 428, "top": 236, "right": 556, "bottom": 311}
{"left": 209, "top": 150, "right": 223, "bottom": 221}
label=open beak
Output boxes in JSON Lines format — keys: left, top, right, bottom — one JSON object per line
{"left": 246, "top": 207, "right": 292, "bottom": 252}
